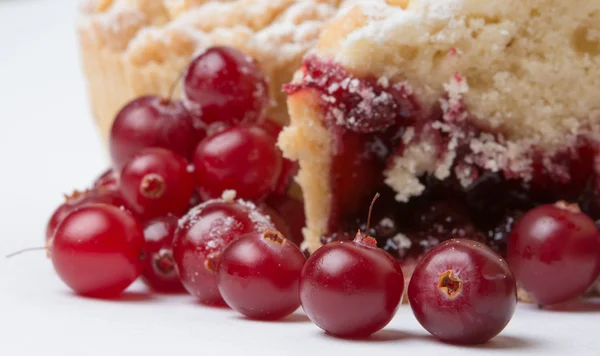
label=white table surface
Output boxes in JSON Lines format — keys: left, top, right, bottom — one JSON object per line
{"left": 0, "top": 1, "right": 599, "bottom": 355}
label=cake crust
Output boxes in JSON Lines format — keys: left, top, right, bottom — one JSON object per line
{"left": 78, "top": 0, "right": 355, "bottom": 140}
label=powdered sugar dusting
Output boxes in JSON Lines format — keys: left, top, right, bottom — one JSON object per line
{"left": 177, "top": 198, "right": 276, "bottom": 259}
{"left": 221, "top": 190, "right": 237, "bottom": 202}
{"left": 288, "top": 56, "right": 418, "bottom": 134}
{"left": 144, "top": 222, "right": 169, "bottom": 242}
{"left": 80, "top": 0, "right": 349, "bottom": 60}
{"left": 206, "top": 216, "right": 242, "bottom": 244}
{"left": 236, "top": 199, "right": 274, "bottom": 232}
{"left": 345, "top": 0, "right": 461, "bottom": 46}
{"left": 385, "top": 72, "right": 535, "bottom": 200}
{"left": 178, "top": 198, "right": 273, "bottom": 232}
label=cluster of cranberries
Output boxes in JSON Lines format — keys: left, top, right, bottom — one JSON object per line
{"left": 40, "top": 45, "right": 600, "bottom": 345}
{"left": 45, "top": 46, "right": 303, "bottom": 299}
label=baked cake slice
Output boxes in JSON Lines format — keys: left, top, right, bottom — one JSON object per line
{"left": 279, "top": 0, "right": 600, "bottom": 274}
{"left": 77, "top": 0, "right": 359, "bottom": 141}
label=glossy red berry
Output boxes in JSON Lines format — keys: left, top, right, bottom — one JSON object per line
{"left": 257, "top": 119, "right": 282, "bottom": 138}
{"left": 109, "top": 95, "right": 204, "bottom": 169}
{"left": 93, "top": 168, "right": 118, "bottom": 190}
{"left": 259, "top": 120, "right": 299, "bottom": 195}
{"left": 507, "top": 203, "right": 600, "bottom": 305}
{"left": 264, "top": 195, "right": 306, "bottom": 247}
{"left": 408, "top": 239, "right": 517, "bottom": 344}
{"left": 173, "top": 199, "right": 275, "bottom": 305}
{"left": 188, "top": 190, "right": 202, "bottom": 210}
{"left": 46, "top": 188, "right": 129, "bottom": 241}
{"left": 141, "top": 215, "right": 184, "bottom": 293}
{"left": 51, "top": 204, "right": 145, "bottom": 297}
{"left": 217, "top": 230, "right": 305, "bottom": 320}
{"left": 183, "top": 46, "right": 269, "bottom": 127}
{"left": 119, "top": 148, "right": 194, "bottom": 220}
{"left": 257, "top": 204, "right": 293, "bottom": 244}
{"left": 193, "top": 125, "right": 282, "bottom": 201}
{"left": 299, "top": 232, "right": 404, "bottom": 338}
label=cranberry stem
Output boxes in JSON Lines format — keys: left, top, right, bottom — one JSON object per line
{"left": 5, "top": 246, "right": 47, "bottom": 259}
{"left": 354, "top": 193, "right": 381, "bottom": 247}
{"left": 366, "top": 193, "right": 380, "bottom": 237}
{"left": 163, "top": 70, "right": 186, "bottom": 104}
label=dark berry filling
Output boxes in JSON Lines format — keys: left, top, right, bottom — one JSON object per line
{"left": 286, "top": 57, "right": 600, "bottom": 260}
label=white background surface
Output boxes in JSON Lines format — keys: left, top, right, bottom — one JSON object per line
{"left": 0, "top": 1, "right": 599, "bottom": 355}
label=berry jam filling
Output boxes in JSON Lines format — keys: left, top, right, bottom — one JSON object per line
{"left": 286, "top": 57, "right": 600, "bottom": 260}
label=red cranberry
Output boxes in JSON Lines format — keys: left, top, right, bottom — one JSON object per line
{"left": 264, "top": 195, "right": 306, "bottom": 247}
{"left": 257, "top": 119, "right": 282, "bottom": 138}
{"left": 408, "top": 239, "right": 517, "bottom": 344}
{"left": 507, "top": 203, "right": 600, "bottom": 305}
{"left": 193, "top": 125, "right": 282, "bottom": 201}
{"left": 285, "top": 57, "right": 417, "bottom": 134}
{"left": 173, "top": 199, "right": 275, "bottom": 304}
{"left": 93, "top": 168, "right": 118, "bottom": 190}
{"left": 259, "top": 120, "right": 299, "bottom": 195}
{"left": 109, "top": 96, "right": 204, "bottom": 169}
{"left": 299, "top": 225, "right": 404, "bottom": 337}
{"left": 46, "top": 188, "right": 129, "bottom": 241}
{"left": 188, "top": 190, "right": 202, "bottom": 210}
{"left": 119, "top": 148, "right": 194, "bottom": 220}
{"left": 183, "top": 47, "right": 269, "bottom": 127}
{"left": 51, "top": 204, "right": 145, "bottom": 297}
{"left": 141, "top": 215, "right": 184, "bottom": 293}
{"left": 217, "top": 230, "right": 305, "bottom": 320}
{"left": 257, "top": 204, "right": 293, "bottom": 244}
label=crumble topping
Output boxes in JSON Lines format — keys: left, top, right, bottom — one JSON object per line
{"left": 78, "top": 0, "right": 362, "bottom": 142}
{"left": 316, "top": 0, "right": 600, "bottom": 146}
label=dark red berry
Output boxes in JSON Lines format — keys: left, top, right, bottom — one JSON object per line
{"left": 257, "top": 119, "right": 282, "bottom": 138}
{"left": 408, "top": 239, "right": 517, "bottom": 344}
{"left": 193, "top": 125, "right": 282, "bottom": 201}
{"left": 264, "top": 195, "right": 306, "bottom": 247}
{"left": 141, "top": 215, "right": 184, "bottom": 293}
{"left": 217, "top": 230, "right": 305, "bottom": 320}
{"left": 109, "top": 95, "right": 204, "bottom": 169}
{"left": 51, "top": 204, "right": 145, "bottom": 297}
{"left": 173, "top": 199, "right": 275, "bottom": 304}
{"left": 507, "top": 203, "right": 600, "bottom": 305}
{"left": 275, "top": 161, "right": 299, "bottom": 196}
{"left": 299, "top": 232, "right": 404, "bottom": 338}
{"left": 188, "top": 190, "right": 202, "bottom": 210}
{"left": 119, "top": 148, "right": 194, "bottom": 220}
{"left": 320, "top": 231, "right": 354, "bottom": 245}
{"left": 183, "top": 47, "right": 269, "bottom": 127}
{"left": 93, "top": 168, "right": 118, "bottom": 190}
{"left": 285, "top": 57, "right": 416, "bottom": 134}
{"left": 257, "top": 204, "right": 293, "bottom": 244}
{"left": 259, "top": 120, "right": 299, "bottom": 195}
{"left": 46, "top": 188, "right": 129, "bottom": 241}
